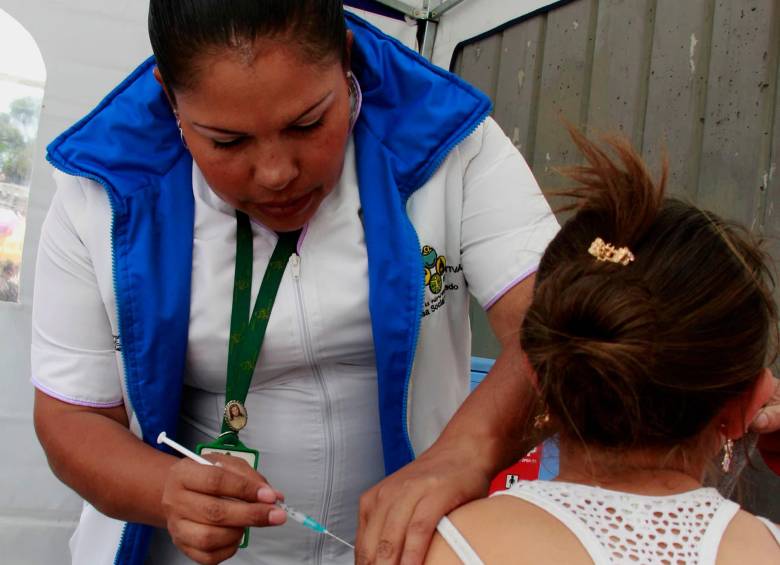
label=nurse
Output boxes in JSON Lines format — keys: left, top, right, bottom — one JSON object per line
{"left": 31, "top": 1, "right": 558, "bottom": 564}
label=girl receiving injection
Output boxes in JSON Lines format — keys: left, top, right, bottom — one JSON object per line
{"left": 426, "top": 128, "right": 780, "bottom": 564}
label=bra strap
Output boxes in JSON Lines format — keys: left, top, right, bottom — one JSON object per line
{"left": 435, "top": 516, "right": 485, "bottom": 565}
{"left": 756, "top": 516, "right": 780, "bottom": 546}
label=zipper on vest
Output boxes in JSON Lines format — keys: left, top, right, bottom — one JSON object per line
{"left": 403, "top": 114, "right": 491, "bottom": 197}
{"left": 45, "top": 157, "right": 133, "bottom": 564}
{"left": 400, "top": 225, "right": 425, "bottom": 461}
{"left": 290, "top": 252, "right": 337, "bottom": 564}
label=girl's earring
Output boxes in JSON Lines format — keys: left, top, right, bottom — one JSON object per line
{"left": 721, "top": 437, "right": 734, "bottom": 473}
{"left": 533, "top": 410, "right": 550, "bottom": 430}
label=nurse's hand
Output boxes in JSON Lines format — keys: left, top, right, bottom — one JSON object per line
{"left": 355, "top": 439, "right": 493, "bottom": 565}
{"left": 162, "top": 454, "right": 286, "bottom": 565}
{"left": 751, "top": 375, "right": 780, "bottom": 434}
{"left": 355, "top": 279, "right": 538, "bottom": 565}
{"left": 753, "top": 375, "right": 780, "bottom": 476}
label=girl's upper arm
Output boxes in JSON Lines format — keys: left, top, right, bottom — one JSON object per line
{"left": 425, "top": 531, "right": 467, "bottom": 565}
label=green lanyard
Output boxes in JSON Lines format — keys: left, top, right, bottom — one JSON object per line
{"left": 220, "top": 211, "right": 300, "bottom": 439}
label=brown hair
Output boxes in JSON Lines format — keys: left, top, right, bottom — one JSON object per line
{"left": 522, "top": 127, "right": 777, "bottom": 450}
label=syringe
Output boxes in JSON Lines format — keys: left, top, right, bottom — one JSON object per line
{"left": 157, "top": 432, "right": 354, "bottom": 550}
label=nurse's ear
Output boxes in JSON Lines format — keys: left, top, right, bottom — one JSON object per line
{"left": 342, "top": 30, "right": 354, "bottom": 72}
{"left": 153, "top": 66, "right": 177, "bottom": 111}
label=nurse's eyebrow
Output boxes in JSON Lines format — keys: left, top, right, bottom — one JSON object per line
{"left": 291, "top": 91, "right": 335, "bottom": 123}
{"left": 191, "top": 123, "right": 246, "bottom": 135}
{"left": 192, "top": 91, "right": 335, "bottom": 135}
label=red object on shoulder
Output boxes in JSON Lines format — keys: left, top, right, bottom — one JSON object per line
{"left": 758, "top": 431, "right": 780, "bottom": 475}
{"left": 488, "top": 444, "right": 543, "bottom": 494}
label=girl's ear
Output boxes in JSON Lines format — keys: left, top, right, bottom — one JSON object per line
{"left": 720, "top": 369, "right": 776, "bottom": 439}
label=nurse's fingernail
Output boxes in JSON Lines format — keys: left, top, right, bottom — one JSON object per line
{"left": 753, "top": 412, "right": 769, "bottom": 430}
{"left": 268, "top": 509, "right": 287, "bottom": 525}
{"left": 257, "top": 487, "right": 277, "bottom": 503}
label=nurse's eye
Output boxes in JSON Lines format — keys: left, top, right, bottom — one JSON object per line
{"left": 212, "top": 137, "right": 246, "bottom": 150}
{"left": 290, "top": 117, "right": 324, "bottom": 133}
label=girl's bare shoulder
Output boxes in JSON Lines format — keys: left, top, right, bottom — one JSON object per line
{"left": 425, "top": 495, "right": 592, "bottom": 565}
{"left": 717, "top": 510, "right": 780, "bottom": 565}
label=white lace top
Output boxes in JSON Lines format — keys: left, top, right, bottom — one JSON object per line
{"left": 436, "top": 481, "right": 780, "bottom": 564}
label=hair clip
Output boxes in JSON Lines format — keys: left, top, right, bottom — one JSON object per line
{"left": 588, "top": 237, "right": 635, "bottom": 266}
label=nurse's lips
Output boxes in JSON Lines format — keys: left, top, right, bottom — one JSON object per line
{"left": 258, "top": 192, "right": 315, "bottom": 217}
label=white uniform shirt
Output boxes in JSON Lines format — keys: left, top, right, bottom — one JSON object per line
{"left": 31, "top": 119, "right": 559, "bottom": 564}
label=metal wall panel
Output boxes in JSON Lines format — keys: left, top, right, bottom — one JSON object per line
{"left": 493, "top": 19, "right": 545, "bottom": 161}
{"left": 531, "top": 0, "right": 598, "bottom": 192}
{"left": 697, "top": 0, "right": 779, "bottom": 225}
{"left": 455, "top": 0, "right": 779, "bottom": 226}
{"left": 642, "top": 0, "right": 714, "bottom": 200}
{"left": 454, "top": 0, "right": 780, "bottom": 519}
{"left": 587, "top": 0, "right": 655, "bottom": 147}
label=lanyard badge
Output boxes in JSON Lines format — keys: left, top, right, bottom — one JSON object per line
{"left": 196, "top": 210, "right": 300, "bottom": 547}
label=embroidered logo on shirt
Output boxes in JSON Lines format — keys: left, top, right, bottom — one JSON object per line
{"left": 421, "top": 245, "right": 462, "bottom": 318}
{"left": 422, "top": 245, "right": 447, "bottom": 295}
{"left": 112, "top": 334, "right": 122, "bottom": 352}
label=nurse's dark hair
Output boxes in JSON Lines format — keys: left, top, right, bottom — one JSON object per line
{"left": 149, "top": 0, "right": 347, "bottom": 93}
{"left": 522, "top": 126, "right": 777, "bottom": 450}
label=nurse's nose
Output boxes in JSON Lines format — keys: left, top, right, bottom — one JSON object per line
{"left": 252, "top": 144, "right": 299, "bottom": 192}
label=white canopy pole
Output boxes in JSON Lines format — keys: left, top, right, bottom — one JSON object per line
{"left": 367, "top": 1, "right": 563, "bottom": 67}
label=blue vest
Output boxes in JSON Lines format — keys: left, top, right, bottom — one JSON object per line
{"left": 46, "top": 14, "right": 490, "bottom": 564}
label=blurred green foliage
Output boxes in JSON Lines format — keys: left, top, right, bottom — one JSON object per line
{"left": 0, "top": 96, "right": 41, "bottom": 185}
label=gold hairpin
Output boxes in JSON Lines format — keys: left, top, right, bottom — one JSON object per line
{"left": 588, "top": 237, "right": 635, "bottom": 266}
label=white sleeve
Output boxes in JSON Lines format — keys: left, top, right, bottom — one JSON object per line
{"left": 31, "top": 170, "right": 123, "bottom": 407}
{"left": 460, "top": 118, "right": 559, "bottom": 308}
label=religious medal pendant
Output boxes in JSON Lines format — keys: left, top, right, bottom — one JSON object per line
{"left": 199, "top": 401, "right": 258, "bottom": 472}
{"left": 224, "top": 399, "right": 248, "bottom": 432}
{"left": 196, "top": 398, "right": 260, "bottom": 473}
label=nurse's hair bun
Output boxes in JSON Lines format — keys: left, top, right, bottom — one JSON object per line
{"left": 522, "top": 126, "right": 777, "bottom": 449}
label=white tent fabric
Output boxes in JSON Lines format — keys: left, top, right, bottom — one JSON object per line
{"left": 0, "top": 1, "right": 558, "bottom": 562}
{"left": 430, "top": 0, "right": 561, "bottom": 67}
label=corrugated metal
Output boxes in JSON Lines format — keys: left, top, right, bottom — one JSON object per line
{"left": 458, "top": 0, "right": 780, "bottom": 346}
{"left": 456, "top": 0, "right": 780, "bottom": 520}
{"left": 457, "top": 0, "right": 779, "bottom": 223}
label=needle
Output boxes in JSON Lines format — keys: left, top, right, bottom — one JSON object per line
{"left": 276, "top": 501, "right": 355, "bottom": 549}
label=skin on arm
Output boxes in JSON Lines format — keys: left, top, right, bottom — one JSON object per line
{"left": 34, "top": 390, "right": 172, "bottom": 527}
{"left": 356, "top": 276, "right": 539, "bottom": 565}
{"left": 34, "top": 390, "right": 285, "bottom": 564}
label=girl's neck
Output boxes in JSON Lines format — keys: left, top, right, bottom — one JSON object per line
{"left": 553, "top": 440, "right": 709, "bottom": 496}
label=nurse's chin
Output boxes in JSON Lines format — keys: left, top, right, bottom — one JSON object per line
{"left": 249, "top": 190, "right": 323, "bottom": 232}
